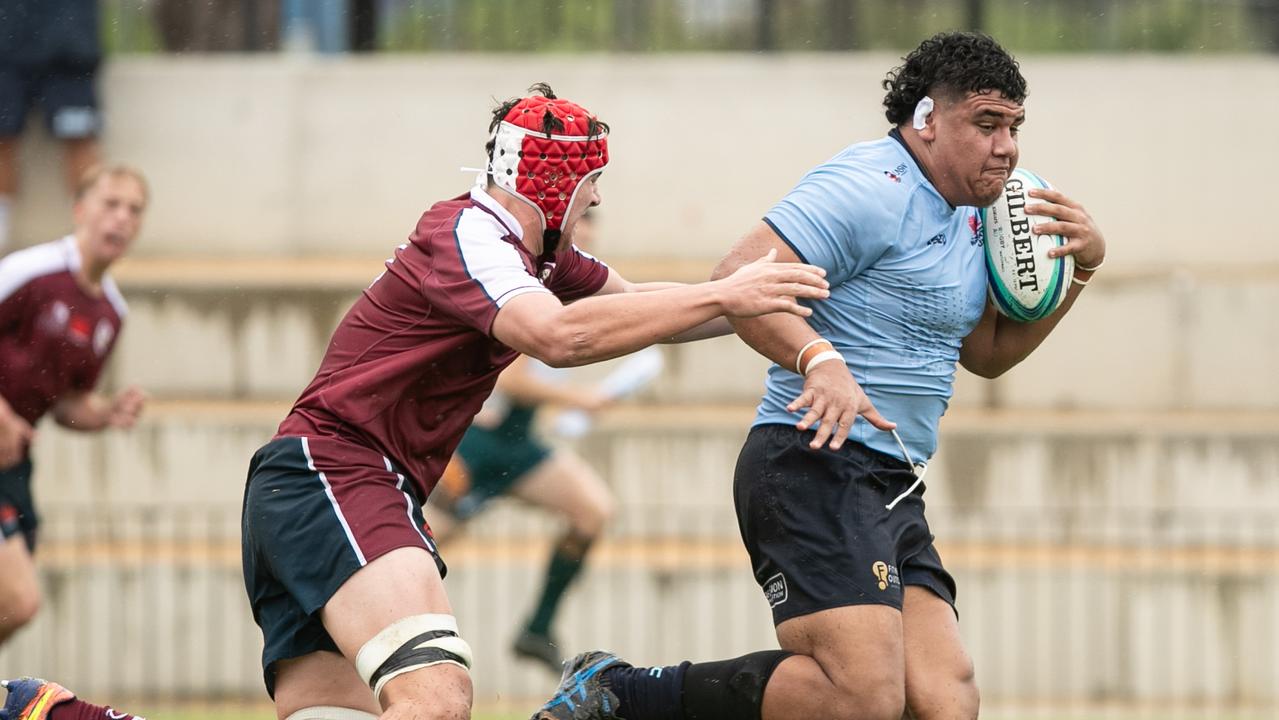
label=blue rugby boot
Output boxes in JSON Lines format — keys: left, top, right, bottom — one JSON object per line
{"left": 531, "top": 650, "right": 629, "bottom": 720}
{"left": 0, "top": 678, "right": 74, "bottom": 720}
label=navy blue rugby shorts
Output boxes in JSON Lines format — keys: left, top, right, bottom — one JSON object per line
{"left": 733, "top": 424, "right": 956, "bottom": 625}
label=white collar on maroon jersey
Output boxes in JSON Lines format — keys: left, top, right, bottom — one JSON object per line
{"left": 469, "top": 186, "right": 523, "bottom": 241}
{"left": 57, "top": 234, "right": 128, "bottom": 317}
{"left": 59, "top": 235, "right": 80, "bottom": 271}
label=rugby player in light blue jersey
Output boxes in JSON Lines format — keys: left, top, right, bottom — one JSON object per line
{"left": 536, "top": 32, "right": 1107, "bottom": 720}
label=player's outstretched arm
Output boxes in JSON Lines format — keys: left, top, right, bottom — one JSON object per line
{"left": 51, "top": 386, "right": 147, "bottom": 432}
{"left": 589, "top": 273, "right": 733, "bottom": 342}
{"left": 492, "top": 250, "right": 828, "bottom": 368}
{"left": 712, "top": 222, "right": 895, "bottom": 450}
{"left": 961, "top": 187, "right": 1105, "bottom": 378}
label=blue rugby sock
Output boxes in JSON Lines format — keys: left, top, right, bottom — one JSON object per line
{"left": 602, "top": 662, "right": 690, "bottom": 720}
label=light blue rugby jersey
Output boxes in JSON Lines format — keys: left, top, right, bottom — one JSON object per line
{"left": 756, "top": 130, "right": 988, "bottom": 462}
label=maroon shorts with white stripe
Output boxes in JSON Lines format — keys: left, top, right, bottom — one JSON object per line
{"left": 240, "top": 435, "right": 445, "bottom": 696}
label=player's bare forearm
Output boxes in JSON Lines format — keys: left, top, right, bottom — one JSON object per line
{"left": 52, "top": 392, "right": 111, "bottom": 431}
{"left": 619, "top": 281, "right": 734, "bottom": 342}
{"left": 495, "top": 252, "right": 827, "bottom": 367}
{"left": 52, "top": 386, "right": 145, "bottom": 431}
{"left": 520, "top": 283, "right": 728, "bottom": 367}
{"left": 661, "top": 317, "right": 733, "bottom": 343}
{"left": 727, "top": 313, "right": 821, "bottom": 369}
{"left": 960, "top": 269, "right": 1092, "bottom": 378}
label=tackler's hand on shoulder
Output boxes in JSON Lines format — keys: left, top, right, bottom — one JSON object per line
{"left": 1026, "top": 187, "right": 1106, "bottom": 271}
{"left": 787, "top": 360, "right": 895, "bottom": 451}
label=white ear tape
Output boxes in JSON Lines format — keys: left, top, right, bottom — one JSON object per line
{"left": 912, "top": 96, "right": 935, "bottom": 131}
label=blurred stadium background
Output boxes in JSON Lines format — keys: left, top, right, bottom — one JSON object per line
{"left": 3, "top": 0, "right": 1278, "bottom": 718}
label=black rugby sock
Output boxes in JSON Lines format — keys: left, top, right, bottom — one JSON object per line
{"left": 681, "top": 650, "right": 793, "bottom": 720}
{"left": 526, "top": 531, "right": 593, "bottom": 636}
{"left": 601, "top": 650, "right": 792, "bottom": 720}
{"left": 602, "top": 662, "right": 690, "bottom": 720}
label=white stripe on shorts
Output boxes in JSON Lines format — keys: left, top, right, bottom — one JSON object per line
{"left": 384, "top": 456, "right": 436, "bottom": 553}
{"left": 302, "top": 437, "right": 367, "bottom": 565}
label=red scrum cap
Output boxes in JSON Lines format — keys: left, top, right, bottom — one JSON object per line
{"left": 486, "top": 87, "right": 609, "bottom": 251}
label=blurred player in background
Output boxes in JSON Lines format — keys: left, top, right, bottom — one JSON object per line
{"left": 535, "top": 33, "right": 1107, "bottom": 720}
{"left": 0, "top": 165, "right": 148, "bottom": 655}
{"left": 0, "top": 0, "right": 104, "bottom": 252}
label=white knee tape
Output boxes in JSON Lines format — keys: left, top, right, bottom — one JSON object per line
{"left": 284, "top": 707, "right": 378, "bottom": 720}
{"left": 355, "top": 613, "right": 474, "bottom": 700}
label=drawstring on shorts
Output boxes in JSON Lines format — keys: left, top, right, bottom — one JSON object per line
{"left": 885, "top": 428, "right": 929, "bottom": 511}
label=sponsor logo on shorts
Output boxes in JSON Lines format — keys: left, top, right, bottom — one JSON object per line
{"left": 872, "top": 561, "right": 901, "bottom": 591}
{"left": 763, "top": 572, "right": 788, "bottom": 607}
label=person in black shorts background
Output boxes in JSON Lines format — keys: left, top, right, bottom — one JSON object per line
{"left": 0, "top": 0, "right": 104, "bottom": 252}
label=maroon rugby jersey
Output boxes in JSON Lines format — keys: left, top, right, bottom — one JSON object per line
{"left": 277, "top": 187, "right": 609, "bottom": 498}
{"left": 0, "top": 236, "right": 127, "bottom": 432}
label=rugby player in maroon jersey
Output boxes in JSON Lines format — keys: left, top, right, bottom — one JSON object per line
{"left": 250, "top": 82, "right": 827, "bottom": 720}
{"left": 0, "top": 166, "right": 147, "bottom": 644}
{"left": 0, "top": 167, "right": 151, "bottom": 720}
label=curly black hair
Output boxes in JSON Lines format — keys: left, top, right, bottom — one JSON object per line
{"left": 882, "top": 32, "right": 1027, "bottom": 126}
{"left": 484, "top": 82, "right": 610, "bottom": 162}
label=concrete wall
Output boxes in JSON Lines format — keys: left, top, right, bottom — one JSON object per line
{"left": 9, "top": 55, "right": 1279, "bottom": 271}
{"left": 96, "top": 269, "right": 1279, "bottom": 411}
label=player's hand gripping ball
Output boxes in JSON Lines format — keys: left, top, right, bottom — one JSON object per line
{"left": 982, "top": 168, "right": 1073, "bottom": 322}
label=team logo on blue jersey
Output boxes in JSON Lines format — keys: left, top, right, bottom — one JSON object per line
{"left": 882, "top": 163, "right": 909, "bottom": 183}
{"left": 968, "top": 212, "right": 984, "bottom": 247}
{"left": 926, "top": 233, "right": 946, "bottom": 247}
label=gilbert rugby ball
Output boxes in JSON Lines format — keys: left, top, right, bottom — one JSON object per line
{"left": 982, "top": 168, "right": 1073, "bottom": 322}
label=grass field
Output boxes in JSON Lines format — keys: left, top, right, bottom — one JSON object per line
{"left": 149, "top": 714, "right": 525, "bottom": 720}
{"left": 144, "top": 711, "right": 1275, "bottom": 720}
{"left": 147, "top": 716, "right": 1274, "bottom": 720}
